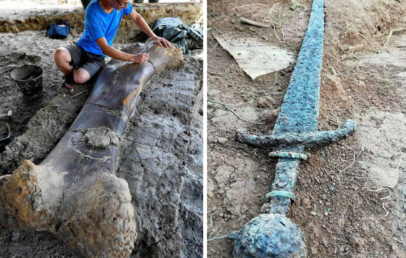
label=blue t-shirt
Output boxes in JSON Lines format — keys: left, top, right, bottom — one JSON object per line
{"left": 76, "top": 0, "right": 133, "bottom": 56}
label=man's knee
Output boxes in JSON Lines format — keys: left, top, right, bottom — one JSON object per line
{"left": 54, "top": 48, "right": 70, "bottom": 62}
{"left": 74, "top": 69, "right": 90, "bottom": 84}
{"left": 74, "top": 74, "right": 88, "bottom": 84}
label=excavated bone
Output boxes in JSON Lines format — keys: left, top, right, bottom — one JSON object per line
{"left": 0, "top": 42, "right": 183, "bottom": 258}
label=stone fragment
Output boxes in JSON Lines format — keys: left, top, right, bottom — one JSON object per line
{"left": 208, "top": 90, "right": 221, "bottom": 97}
{"left": 217, "top": 137, "right": 228, "bottom": 144}
{"left": 260, "top": 107, "right": 281, "bottom": 123}
{"left": 258, "top": 96, "right": 275, "bottom": 108}
{"left": 214, "top": 165, "right": 234, "bottom": 187}
{"left": 302, "top": 198, "right": 311, "bottom": 209}
{"left": 11, "top": 26, "right": 19, "bottom": 34}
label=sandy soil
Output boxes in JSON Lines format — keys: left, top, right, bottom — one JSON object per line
{"left": 0, "top": 12, "right": 203, "bottom": 258}
{"left": 207, "top": 0, "right": 406, "bottom": 257}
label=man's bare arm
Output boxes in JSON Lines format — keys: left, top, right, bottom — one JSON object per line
{"left": 96, "top": 37, "right": 148, "bottom": 64}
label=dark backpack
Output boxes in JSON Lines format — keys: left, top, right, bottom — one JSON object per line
{"left": 152, "top": 17, "right": 203, "bottom": 54}
{"left": 46, "top": 20, "right": 70, "bottom": 39}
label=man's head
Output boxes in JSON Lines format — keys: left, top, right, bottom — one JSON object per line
{"left": 112, "top": 0, "right": 130, "bottom": 10}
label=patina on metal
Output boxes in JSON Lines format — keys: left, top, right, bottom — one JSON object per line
{"left": 230, "top": 0, "right": 356, "bottom": 257}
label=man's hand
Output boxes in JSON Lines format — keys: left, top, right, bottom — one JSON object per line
{"left": 131, "top": 53, "right": 149, "bottom": 64}
{"left": 151, "top": 36, "right": 170, "bottom": 48}
{"left": 128, "top": 11, "right": 170, "bottom": 48}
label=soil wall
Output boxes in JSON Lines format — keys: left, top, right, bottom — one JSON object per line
{"left": 0, "top": 3, "right": 203, "bottom": 42}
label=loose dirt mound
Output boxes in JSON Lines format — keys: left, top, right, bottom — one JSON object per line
{"left": 208, "top": 0, "right": 406, "bottom": 257}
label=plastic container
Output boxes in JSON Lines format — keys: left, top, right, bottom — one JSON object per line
{"left": 0, "top": 123, "right": 12, "bottom": 152}
{"left": 11, "top": 64, "right": 43, "bottom": 96}
{"left": 81, "top": 0, "right": 91, "bottom": 9}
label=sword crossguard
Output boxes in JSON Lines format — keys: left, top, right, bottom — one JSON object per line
{"left": 236, "top": 119, "right": 356, "bottom": 149}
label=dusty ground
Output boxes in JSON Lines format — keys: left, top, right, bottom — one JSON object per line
{"left": 207, "top": 0, "right": 406, "bottom": 257}
{"left": 0, "top": 8, "right": 203, "bottom": 258}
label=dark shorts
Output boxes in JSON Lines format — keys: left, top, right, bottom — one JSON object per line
{"left": 63, "top": 44, "right": 105, "bottom": 78}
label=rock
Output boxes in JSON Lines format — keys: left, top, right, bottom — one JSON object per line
{"left": 258, "top": 97, "right": 267, "bottom": 107}
{"left": 227, "top": 205, "right": 241, "bottom": 214}
{"left": 31, "top": 23, "right": 41, "bottom": 30}
{"left": 11, "top": 232, "right": 20, "bottom": 241}
{"left": 260, "top": 203, "right": 270, "bottom": 213}
{"left": 302, "top": 197, "right": 311, "bottom": 209}
{"left": 312, "top": 226, "right": 321, "bottom": 238}
{"left": 11, "top": 26, "right": 19, "bottom": 34}
{"left": 241, "top": 95, "right": 250, "bottom": 102}
{"left": 26, "top": 55, "right": 41, "bottom": 63}
{"left": 340, "top": 45, "right": 349, "bottom": 51}
{"left": 208, "top": 89, "right": 221, "bottom": 97}
{"left": 22, "top": 23, "right": 30, "bottom": 31}
{"left": 217, "top": 137, "right": 228, "bottom": 144}
{"left": 3, "top": 24, "right": 11, "bottom": 33}
{"left": 311, "top": 247, "right": 318, "bottom": 255}
{"left": 214, "top": 165, "right": 234, "bottom": 186}
{"left": 257, "top": 96, "right": 275, "bottom": 108}
{"left": 36, "top": 17, "right": 46, "bottom": 25}
{"left": 260, "top": 107, "right": 281, "bottom": 123}
{"left": 321, "top": 237, "right": 329, "bottom": 247}
{"left": 323, "top": 75, "right": 347, "bottom": 104}
{"left": 207, "top": 177, "right": 215, "bottom": 198}
{"left": 85, "top": 127, "right": 120, "bottom": 149}
{"left": 350, "top": 236, "right": 364, "bottom": 248}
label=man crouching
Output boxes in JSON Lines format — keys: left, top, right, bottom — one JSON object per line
{"left": 54, "top": 0, "right": 169, "bottom": 86}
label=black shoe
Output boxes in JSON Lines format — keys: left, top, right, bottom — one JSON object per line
{"left": 62, "top": 73, "right": 75, "bottom": 84}
{"left": 62, "top": 73, "right": 75, "bottom": 91}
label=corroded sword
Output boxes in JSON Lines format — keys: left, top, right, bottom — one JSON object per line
{"left": 230, "top": 0, "right": 356, "bottom": 257}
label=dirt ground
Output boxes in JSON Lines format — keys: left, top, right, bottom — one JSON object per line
{"left": 0, "top": 5, "right": 203, "bottom": 258}
{"left": 207, "top": 0, "right": 406, "bottom": 257}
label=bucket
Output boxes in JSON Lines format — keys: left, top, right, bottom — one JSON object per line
{"left": 0, "top": 123, "right": 12, "bottom": 152}
{"left": 11, "top": 64, "right": 43, "bottom": 96}
{"left": 81, "top": 0, "right": 91, "bottom": 9}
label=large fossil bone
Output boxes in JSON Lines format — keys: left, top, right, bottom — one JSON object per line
{"left": 0, "top": 42, "right": 183, "bottom": 258}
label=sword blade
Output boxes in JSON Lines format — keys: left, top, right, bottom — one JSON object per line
{"left": 269, "top": 0, "right": 324, "bottom": 215}
{"left": 274, "top": 0, "right": 324, "bottom": 136}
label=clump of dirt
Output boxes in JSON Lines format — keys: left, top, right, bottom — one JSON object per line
{"left": 208, "top": 0, "right": 406, "bottom": 257}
